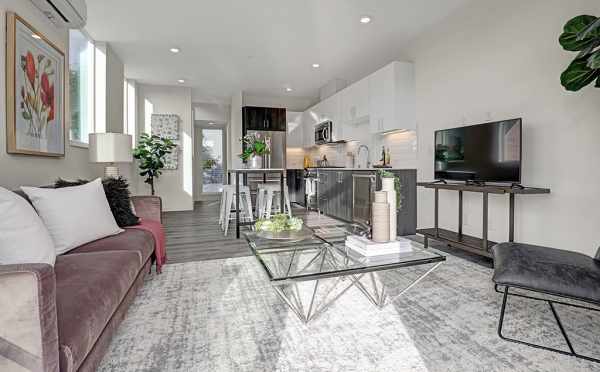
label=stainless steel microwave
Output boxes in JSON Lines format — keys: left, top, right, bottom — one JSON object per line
{"left": 314, "top": 121, "right": 333, "bottom": 145}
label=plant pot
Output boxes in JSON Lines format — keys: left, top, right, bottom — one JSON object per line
{"left": 249, "top": 155, "right": 263, "bottom": 169}
{"left": 381, "top": 177, "right": 397, "bottom": 241}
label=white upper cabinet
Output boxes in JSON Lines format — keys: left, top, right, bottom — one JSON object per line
{"left": 340, "top": 76, "right": 369, "bottom": 126}
{"left": 369, "top": 61, "right": 416, "bottom": 134}
{"left": 286, "top": 111, "right": 303, "bottom": 148}
{"left": 301, "top": 61, "right": 416, "bottom": 146}
{"left": 302, "top": 106, "right": 319, "bottom": 147}
{"left": 316, "top": 94, "right": 342, "bottom": 141}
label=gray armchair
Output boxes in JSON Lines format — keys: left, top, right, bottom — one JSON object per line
{"left": 492, "top": 242, "right": 600, "bottom": 363}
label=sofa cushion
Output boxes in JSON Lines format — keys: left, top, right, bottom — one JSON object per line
{"left": 54, "top": 251, "right": 140, "bottom": 371}
{"left": 69, "top": 229, "right": 154, "bottom": 268}
{"left": 492, "top": 242, "right": 600, "bottom": 304}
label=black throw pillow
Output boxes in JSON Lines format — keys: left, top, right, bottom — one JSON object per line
{"left": 55, "top": 177, "right": 140, "bottom": 227}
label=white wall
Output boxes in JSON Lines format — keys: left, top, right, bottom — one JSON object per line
{"left": 243, "top": 93, "right": 315, "bottom": 112}
{"left": 229, "top": 91, "right": 243, "bottom": 169}
{"left": 0, "top": 0, "right": 100, "bottom": 189}
{"left": 136, "top": 84, "right": 193, "bottom": 211}
{"left": 105, "top": 44, "right": 124, "bottom": 133}
{"left": 193, "top": 102, "right": 230, "bottom": 123}
{"left": 406, "top": 0, "right": 600, "bottom": 256}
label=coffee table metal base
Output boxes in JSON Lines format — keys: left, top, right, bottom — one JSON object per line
{"left": 270, "top": 247, "right": 443, "bottom": 323}
{"left": 352, "top": 262, "right": 444, "bottom": 309}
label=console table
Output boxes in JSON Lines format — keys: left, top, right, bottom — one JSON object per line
{"left": 417, "top": 182, "right": 550, "bottom": 257}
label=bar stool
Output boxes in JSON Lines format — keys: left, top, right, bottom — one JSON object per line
{"left": 220, "top": 185, "right": 253, "bottom": 236}
{"left": 256, "top": 183, "right": 292, "bottom": 219}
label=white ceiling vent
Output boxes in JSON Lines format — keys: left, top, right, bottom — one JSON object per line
{"left": 29, "top": 0, "right": 87, "bottom": 29}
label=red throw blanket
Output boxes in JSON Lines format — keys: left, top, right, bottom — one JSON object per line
{"left": 126, "top": 218, "right": 166, "bottom": 273}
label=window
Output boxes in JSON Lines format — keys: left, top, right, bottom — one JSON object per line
{"left": 68, "top": 29, "right": 94, "bottom": 145}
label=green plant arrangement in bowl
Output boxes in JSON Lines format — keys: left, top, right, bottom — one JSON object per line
{"left": 255, "top": 213, "right": 303, "bottom": 232}
{"left": 240, "top": 134, "right": 270, "bottom": 168}
{"left": 377, "top": 170, "right": 403, "bottom": 210}
{"left": 559, "top": 15, "right": 600, "bottom": 91}
{"left": 255, "top": 214, "right": 309, "bottom": 242}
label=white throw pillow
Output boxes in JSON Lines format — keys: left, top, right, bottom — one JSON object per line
{"left": 21, "top": 178, "right": 123, "bottom": 255}
{"left": 0, "top": 187, "right": 56, "bottom": 266}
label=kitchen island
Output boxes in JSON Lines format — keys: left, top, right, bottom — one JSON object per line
{"left": 288, "top": 168, "right": 417, "bottom": 236}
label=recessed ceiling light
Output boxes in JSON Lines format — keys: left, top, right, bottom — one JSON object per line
{"left": 312, "top": 63, "right": 320, "bottom": 68}
{"left": 170, "top": 47, "right": 180, "bottom": 53}
{"left": 285, "top": 87, "right": 293, "bottom": 92}
{"left": 32, "top": 34, "right": 42, "bottom": 40}
{"left": 360, "top": 15, "right": 372, "bottom": 24}
{"left": 177, "top": 79, "right": 185, "bottom": 84}
{"left": 208, "top": 122, "right": 215, "bottom": 125}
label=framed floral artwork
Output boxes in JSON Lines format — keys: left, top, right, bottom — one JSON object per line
{"left": 6, "top": 12, "right": 65, "bottom": 157}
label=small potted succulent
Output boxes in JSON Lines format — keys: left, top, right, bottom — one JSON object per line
{"left": 240, "top": 134, "right": 270, "bottom": 169}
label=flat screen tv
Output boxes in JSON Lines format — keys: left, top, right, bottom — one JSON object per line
{"left": 434, "top": 118, "right": 522, "bottom": 183}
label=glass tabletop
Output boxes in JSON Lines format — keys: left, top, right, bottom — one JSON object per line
{"left": 244, "top": 224, "right": 446, "bottom": 283}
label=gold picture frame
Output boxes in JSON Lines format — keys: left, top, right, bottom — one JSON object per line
{"left": 6, "top": 12, "right": 66, "bottom": 157}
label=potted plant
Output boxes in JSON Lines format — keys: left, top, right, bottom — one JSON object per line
{"left": 240, "top": 134, "right": 270, "bottom": 169}
{"left": 559, "top": 15, "right": 600, "bottom": 91}
{"left": 133, "top": 133, "right": 176, "bottom": 195}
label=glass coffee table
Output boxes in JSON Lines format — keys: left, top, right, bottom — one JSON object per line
{"left": 245, "top": 224, "right": 446, "bottom": 323}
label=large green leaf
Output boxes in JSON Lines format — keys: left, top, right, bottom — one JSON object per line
{"left": 561, "top": 58, "right": 600, "bottom": 91}
{"left": 587, "top": 50, "right": 600, "bottom": 69}
{"left": 577, "top": 17, "right": 600, "bottom": 40}
{"left": 559, "top": 15, "right": 599, "bottom": 51}
{"left": 596, "top": 75, "right": 600, "bottom": 88}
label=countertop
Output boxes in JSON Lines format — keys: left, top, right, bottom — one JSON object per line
{"left": 304, "top": 167, "right": 416, "bottom": 171}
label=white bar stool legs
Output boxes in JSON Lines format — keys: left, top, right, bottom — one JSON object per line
{"left": 221, "top": 185, "right": 253, "bottom": 236}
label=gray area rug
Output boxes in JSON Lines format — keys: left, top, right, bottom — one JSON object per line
{"left": 99, "top": 249, "right": 600, "bottom": 372}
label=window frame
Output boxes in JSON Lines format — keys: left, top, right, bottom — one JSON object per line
{"left": 68, "top": 28, "right": 96, "bottom": 148}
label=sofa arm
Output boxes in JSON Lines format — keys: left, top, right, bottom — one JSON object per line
{"left": 0, "top": 264, "right": 59, "bottom": 372}
{"left": 131, "top": 195, "right": 163, "bottom": 223}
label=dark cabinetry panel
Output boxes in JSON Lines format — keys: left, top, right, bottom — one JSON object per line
{"left": 286, "top": 169, "right": 305, "bottom": 206}
{"left": 243, "top": 106, "right": 286, "bottom": 131}
{"left": 317, "top": 169, "right": 417, "bottom": 234}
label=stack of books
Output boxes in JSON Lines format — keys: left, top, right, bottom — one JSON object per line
{"left": 345, "top": 235, "right": 413, "bottom": 257}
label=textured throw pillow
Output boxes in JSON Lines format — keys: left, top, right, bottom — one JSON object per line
{"left": 0, "top": 187, "right": 56, "bottom": 266}
{"left": 55, "top": 177, "right": 140, "bottom": 227}
{"left": 21, "top": 178, "right": 123, "bottom": 255}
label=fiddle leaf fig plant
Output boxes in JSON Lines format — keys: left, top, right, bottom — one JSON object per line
{"left": 133, "top": 133, "right": 176, "bottom": 195}
{"left": 559, "top": 15, "right": 600, "bottom": 91}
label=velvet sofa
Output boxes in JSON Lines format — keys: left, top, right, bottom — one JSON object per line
{"left": 0, "top": 194, "right": 162, "bottom": 372}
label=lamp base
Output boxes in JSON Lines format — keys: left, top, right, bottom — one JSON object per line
{"left": 104, "top": 166, "right": 119, "bottom": 178}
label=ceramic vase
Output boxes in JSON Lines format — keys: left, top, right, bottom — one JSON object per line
{"left": 372, "top": 191, "right": 390, "bottom": 243}
{"left": 248, "top": 155, "right": 263, "bottom": 169}
{"left": 381, "top": 177, "right": 397, "bottom": 241}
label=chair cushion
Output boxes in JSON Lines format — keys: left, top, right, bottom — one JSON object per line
{"left": 492, "top": 242, "right": 600, "bottom": 304}
{"left": 69, "top": 229, "right": 154, "bottom": 268}
{"left": 54, "top": 251, "right": 140, "bottom": 371}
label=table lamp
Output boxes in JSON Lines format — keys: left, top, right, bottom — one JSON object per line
{"left": 89, "top": 133, "right": 133, "bottom": 178}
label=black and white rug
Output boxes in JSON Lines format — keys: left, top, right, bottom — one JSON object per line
{"left": 98, "top": 249, "right": 600, "bottom": 372}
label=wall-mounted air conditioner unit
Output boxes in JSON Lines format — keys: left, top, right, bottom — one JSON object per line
{"left": 29, "top": 0, "right": 87, "bottom": 29}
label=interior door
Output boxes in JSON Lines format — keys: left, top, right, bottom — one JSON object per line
{"left": 199, "top": 127, "right": 227, "bottom": 196}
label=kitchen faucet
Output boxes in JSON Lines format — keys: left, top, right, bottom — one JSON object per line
{"left": 356, "top": 145, "right": 370, "bottom": 168}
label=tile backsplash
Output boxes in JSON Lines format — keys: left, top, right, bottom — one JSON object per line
{"left": 286, "top": 129, "right": 418, "bottom": 169}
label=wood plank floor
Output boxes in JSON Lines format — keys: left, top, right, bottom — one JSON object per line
{"left": 163, "top": 202, "right": 341, "bottom": 264}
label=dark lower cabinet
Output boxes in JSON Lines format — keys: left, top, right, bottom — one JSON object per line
{"left": 286, "top": 169, "right": 305, "bottom": 206}
{"left": 316, "top": 169, "right": 417, "bottom": 235}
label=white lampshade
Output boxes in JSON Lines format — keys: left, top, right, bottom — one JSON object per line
{"left": 89, "top": 133, "right": 133, "bottom": 163}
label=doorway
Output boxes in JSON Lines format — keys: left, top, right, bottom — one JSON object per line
{"left": 194, "top": 121, "right": 227, "bottom": 201}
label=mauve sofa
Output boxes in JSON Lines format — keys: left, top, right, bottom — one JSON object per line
{"left": 0, "top": 193, "right": 162, "bottom": 372}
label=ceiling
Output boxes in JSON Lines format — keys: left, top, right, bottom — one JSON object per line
{"left": 85, "top": 0, "right": 469, "bottom": 102}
